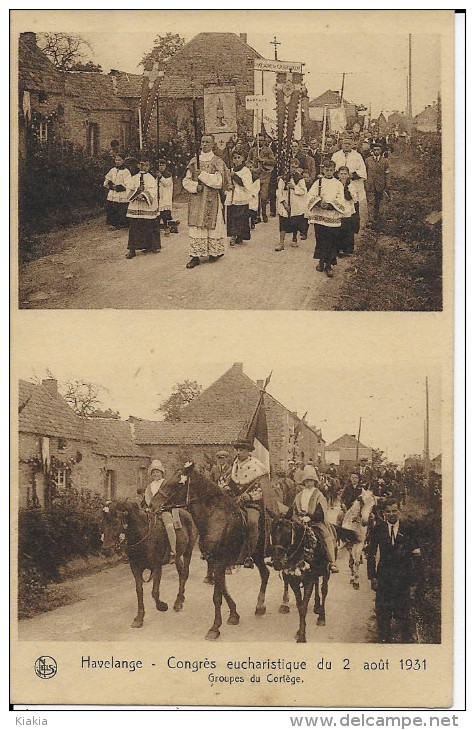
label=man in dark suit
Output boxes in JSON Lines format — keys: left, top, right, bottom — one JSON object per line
{"left": 366, "top": 497, "right": 421, "bottom": 643}
{"left": 341, "top": 471, "right": 362, "bottom": 511}
{"left": 365, "top": 143, "right": 390, "bottom": 229}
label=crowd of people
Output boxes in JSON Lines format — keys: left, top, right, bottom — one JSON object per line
{"left": 136, "top": 445, "right": 433, "bottom": 643}
{"left": 102, "top": 126, "right": 394, "bottom": 274}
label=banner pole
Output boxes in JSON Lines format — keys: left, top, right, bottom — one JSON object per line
{"left": 138, "top": 107, "right": 143, "bottom": 150}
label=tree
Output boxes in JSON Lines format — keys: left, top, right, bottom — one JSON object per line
{"left": 62, "top": 379, "right": 106, "bottom": 418}
{"left": 371, "top": 448, "right": 386, "bottom": 468}
{"left": 89, "top": 408, "right": 121, "bottom": 419}
{"left": 38, "top": 33, "right": 96, "bottom": 71}
{"left": 70, "top": 60, "right": 103, "bottom": 73}
{"left": 140, "top": 32, "right": 185, "bottom": 68}
{"left": 158, "top": 380, "right": 202, "bottom": 422}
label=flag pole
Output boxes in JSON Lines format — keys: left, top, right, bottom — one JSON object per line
{"left": 138, "top": 106, "right": 143, "bottom": 150}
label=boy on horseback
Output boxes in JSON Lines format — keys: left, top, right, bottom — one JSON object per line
{"left": 229, "top": 439, "right": 279, "bottom": 569}
{"left": 145, "top": 460, "right": 178, "bottom": 562}
{"left": 291, "top": 465, "right": 339, "bottom": 573}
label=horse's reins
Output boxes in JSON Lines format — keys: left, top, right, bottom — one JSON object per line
{"left": 123, "top": 510, "right": 157, "bottom": 549}
{"left": 271, "top": 519, "right": 307, "bottom": 566}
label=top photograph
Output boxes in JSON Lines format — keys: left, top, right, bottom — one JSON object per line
{"left": 15, "top": 13, "right": 448, "bottom": 311}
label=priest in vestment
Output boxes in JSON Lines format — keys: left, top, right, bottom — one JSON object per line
{"left": 182, "top": 134, "right": 229, "bottom": 269}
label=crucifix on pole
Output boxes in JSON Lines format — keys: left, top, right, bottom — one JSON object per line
{"left": 270, "top": 35, "right": 281, "bottom": 61}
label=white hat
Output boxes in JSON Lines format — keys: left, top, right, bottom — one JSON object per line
{"left": 301, "top": 465, "right": 318, "bottom": 482}
{"left": 149, "top": 459, "right": 165, "bottom": 475}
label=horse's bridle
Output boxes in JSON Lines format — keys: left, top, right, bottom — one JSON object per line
{"left": 119, "top": 508, "right": 157, "bottom": 549}
{"left": 271, "top": 519, "right": 307, "bottom": 567}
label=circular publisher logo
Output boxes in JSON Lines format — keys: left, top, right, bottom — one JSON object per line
{"left": 34, "top": 656, "right": 57, "bottom": 679}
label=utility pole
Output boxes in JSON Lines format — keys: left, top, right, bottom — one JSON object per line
{"left": 408, "top": 34, "right": 413, "bottom": 121}
{"left": 355, "top": 416, "right": 362, "bottom": 463}
{"left": 340, "top": 73, "right": 346, "bottom": 106}
{"left": 424, "top": 376, "right": 430, "bottom": 471}
{"left": 270, "top": 35, "right": 281, "bottom": 61}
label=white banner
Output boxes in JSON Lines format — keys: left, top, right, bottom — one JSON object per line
{"left": 254, "top": 59, "right": 302, "bottom": 73}
{"left": 245, "top": 95, "right": 269, "bottom": 110}
{"left": 329, "top": 106, "right": 347, "bottom": 134}
{"left": 204, "top": 85, "right": 237, "bottom": 136}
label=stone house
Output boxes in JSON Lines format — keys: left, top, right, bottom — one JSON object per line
{"left": 325, "top": 433, "right": 373, "bottom": 466}
{"left": 130, "top": 363, "right": 325, "bottom": 475}
{"left": 18, "top": 379, "right": 149, "bottom": 508}
{"left": 19, "top": 32, "right": 137, "bottom": 156}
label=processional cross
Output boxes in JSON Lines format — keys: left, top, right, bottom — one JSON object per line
{"left": 270, "top": 35, "right": 281, "bottom": 61}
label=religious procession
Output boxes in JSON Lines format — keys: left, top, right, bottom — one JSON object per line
{"left": 19, "top": 31, "right": 441, "bottom": 310}
{"left": 19, "top": 366, "right": 441, "bottom": 647}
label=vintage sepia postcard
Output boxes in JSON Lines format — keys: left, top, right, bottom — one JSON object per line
{"left": 10, "top": 8, "right": 458, "bottom": 712}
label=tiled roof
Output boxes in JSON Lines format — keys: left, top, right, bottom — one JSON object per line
{"left": 325, "top": 433, "right": 371, "bottom": 451}
{"left": 85, "top": 418, "right": 148, "bottom": 458}
{"left": 110, "top": 71, "right": 142, "bottom": 99}
{"left": 160, "top": 32, "right": 261, "bottom": 99}
{"left": 133, "top": 418, "right": 247, "bottom": 446}
{"left": 19, "top": 380, "right": 90, "bottom": 441}
{"left": 64, "top": 72, "right": 131, "bottom": 111}
{"left": 19, "top": 34, "right": 64, "bottom": 94}
{"left": 309, "top": 89, "right": 354, "bottom": 109}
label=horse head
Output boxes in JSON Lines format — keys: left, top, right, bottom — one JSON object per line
{"left": 359, "top": 488, "right": 377, "bottom": 527}
{"left": 269, "top": 517, "right": 306, "bottom": 572}
{"left": 101, "top": 499, "right": 129, "bottom": 555}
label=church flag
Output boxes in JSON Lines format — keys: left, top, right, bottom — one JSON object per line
{"left": 141, "top": 61, "right": 165, "bottom": 138}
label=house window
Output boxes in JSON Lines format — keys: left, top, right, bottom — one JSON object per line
{"left": 55, "top": 468, "right": 68, "bottom": 491}
{"left": 38, "top": 91, "right": 47, "bottom": 104}
{"left": 86, "top": 122, "right": 100, "bottom": 156}
{"left": 38, "top": 121, "right": 48, "bottom": 142}
{"left": 139, "top": 467, "right": 148, "bottom": 491}
{"left": 104, "top": 470, "right": 117, "bottom": 501}
{"left": 58, "top": 437, "right": 67, "bottom": 451}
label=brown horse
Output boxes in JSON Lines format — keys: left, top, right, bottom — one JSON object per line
{"left": 101, "top": 500, "right": 197, "bottom": 628}
{"left": 161, "top": 462, "right": 271, "bottom": 640}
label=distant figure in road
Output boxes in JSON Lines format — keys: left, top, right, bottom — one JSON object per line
{"left": 125, "top": 154, "right": 160, "bottom": 259}
{"left": 156, "top": 158, "right": 174, "bottom": 235}
{"left": 306, "top": 160, "right": 346, "bottom": 278}
{"left": 247, "top": 133, "right": 275, "bottom": 223}
{"left": 366, "top": 143, "right": 391, "bottom": 230}
{"left": 332, "top": 137, "right": 367, "bottom": 226}
{"left": 341, "top": 472, "right": 362, "bottom": 511}
{"left": 337, "top": 165, "right": 359, "bottom": 256}
{"left": 182, "top": 134, "right": 228, "bottom": 269}
{"left": 103, "top": 153, "right": 131, "bottom": 229}
{"left": 366, "top": 497, "right": 421, "bottom": 643}
{"left": 226, "top": 150, "right": 252, "bottom": 246}
{"left": 275, "top": 158, "right": 308, "bottom": 251}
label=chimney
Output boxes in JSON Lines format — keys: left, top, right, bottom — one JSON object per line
{"left": 21, "top": 31, "right": 37, "bottom": 48}
{"left": 239, "top": 33, "right": 248, "bottom": 44}
{"left": 42, "top": 378, "right": 58, "bottom": 396}
{"left": 256, "top": 379, "right": 264, "bottom": 389}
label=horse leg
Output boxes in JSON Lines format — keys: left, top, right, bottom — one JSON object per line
{"left": 348, "top": 547, "right": 355, "bottom": 585}
{"left": 223, "top": 575, "right": 240, "bottom": 625}
{"left": 203, "top": 560, "right": 214, "bottom": 585}
{"left": 317, "top": 575, "right": 329, "bottom": 626}
{"left": 151, "top": 564, "right": 168, "bottom": 611}
{"left": 206, "top": 563, "right": 224, "bottom": 640}
{"left": 352, "top": 544, "right": 361, "bottom": 590}
{"left": 279, "top": 575, "right": 291, "bottom": 614}
{"left": 289, "top": 581, "right": 305, "bottom": 642}
{"left": 314, "top": 577, "right": 322, "bottom": 615}
{"left": 173, "top": 546, "right": 188, "bottom": 612}
{"left": 131, "top": 564, "right": 145, "bottom": 628}
{"left": 254, "top": 557, "right": 270, "bottom": 616}
{"left": 295, "top": 581, "right": 313, "bottom": 643}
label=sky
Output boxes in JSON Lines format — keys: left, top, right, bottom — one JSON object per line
{"left": 15, "top": 314, "right": 442, "bottom": 464}
{"left": 77, "top": 30, "right": 440, "bottom": 118}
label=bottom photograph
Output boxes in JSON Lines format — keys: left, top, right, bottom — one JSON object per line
{"left": 16, "top": 348, "right": 442, "bottom": 648}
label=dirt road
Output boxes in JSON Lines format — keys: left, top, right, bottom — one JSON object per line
{"left": 19, "top": 539, "right": 376, "bottom": 644}
{"left": 19, "top": 202, "right": 352, "bottom": 310}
